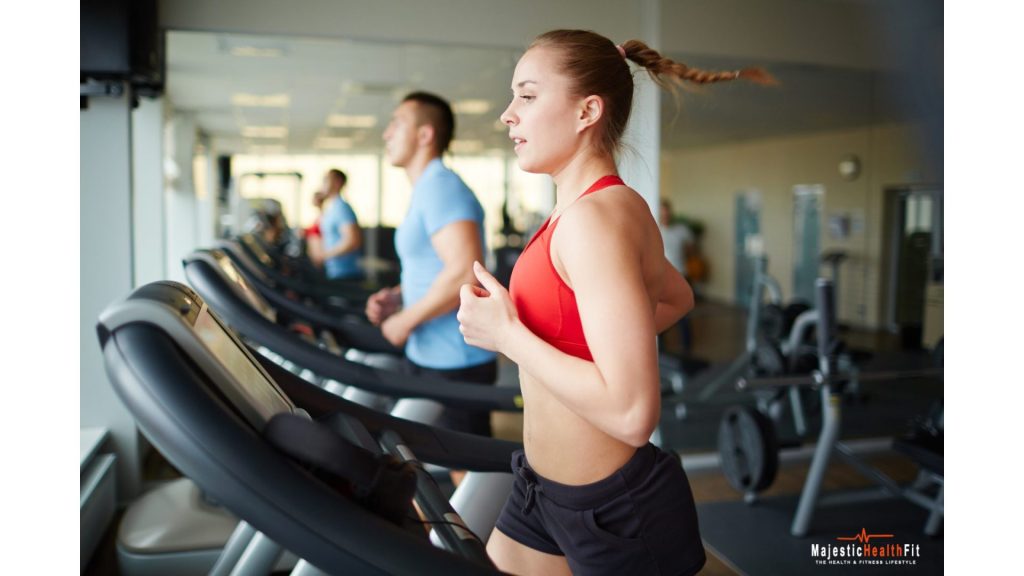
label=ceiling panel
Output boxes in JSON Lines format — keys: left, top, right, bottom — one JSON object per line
{"left": 166, "top": 31, "right": 914, "bottom": 156}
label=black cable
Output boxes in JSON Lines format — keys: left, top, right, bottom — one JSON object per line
{"left": 405, "top": 515, "right": 487, "bottom": 547}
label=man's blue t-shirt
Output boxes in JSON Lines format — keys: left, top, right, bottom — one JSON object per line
{"left": 321, "top": 195, "right": 362, "bottom": 279}
{"left": 395, "top": 158, "right": 495, "bottom": 369}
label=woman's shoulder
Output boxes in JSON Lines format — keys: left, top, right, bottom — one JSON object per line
{"left": 558, "top": 184, "right": 654, "bottom": 240}
{"left": 577, "top": 184, "right": 651, "bottom": 220}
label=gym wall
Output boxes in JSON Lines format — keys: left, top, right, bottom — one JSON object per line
{"left": 660, "top": 118, "right": 941, "bottom": 330}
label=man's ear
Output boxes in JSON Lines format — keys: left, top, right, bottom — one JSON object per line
{"left": 576, "top": 95, "right": 604, "bottom": 134}
{"left": 416, "top": 123, "right": 436, "bottom": 149}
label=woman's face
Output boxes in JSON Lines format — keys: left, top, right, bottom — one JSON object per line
{"left": 500, "top": 47, "right": 585, "bottom": 174}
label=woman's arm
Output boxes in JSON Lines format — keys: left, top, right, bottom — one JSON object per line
{"left": 306, "top": 235, "right": 325, "bottom": 267}
{"left": 655, "top": 260, "right": 695, "bottom": 334}
{"left": 459, "top": 200, "right": 661, "bottom": 447}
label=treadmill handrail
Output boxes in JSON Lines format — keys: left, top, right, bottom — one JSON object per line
{"left": 255, "top": 353, "right": 521, "bottom": 471}
{"left": 201, "top": 248, "right": 400, "bottom": 354}
{"left": 185, "top": 256, "right": 524, "bottom": 411}
{"left": 237, "top": 234, "right": 375, "bottom": 302}
{"left": 218, "top": 240, "right": 370, "bottom": 317}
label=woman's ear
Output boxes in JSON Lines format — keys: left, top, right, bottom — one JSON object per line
{"left": 576, "top": 95, "right": 604, "bottom": 134}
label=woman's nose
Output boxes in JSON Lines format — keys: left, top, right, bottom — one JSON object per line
{"left": 499, "top": 104, "right": 516, "bottom": 126}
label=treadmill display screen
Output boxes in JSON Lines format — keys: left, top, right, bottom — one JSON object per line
{"left": 211, "top": 252, "right": 277, "bottom": 322}
{"left": 242, "top": 235, "right": 274, "bottom": 266}
{"left": 193, "top": 306, "right": 292, "bottom": 425}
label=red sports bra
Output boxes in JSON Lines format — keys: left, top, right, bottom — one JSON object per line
{"left": 509, "top": 175, "right": 624, "bottom": 362}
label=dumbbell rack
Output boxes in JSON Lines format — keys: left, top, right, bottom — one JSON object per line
{"left": 733, "top": 279, "right": 944, "bottom": 537}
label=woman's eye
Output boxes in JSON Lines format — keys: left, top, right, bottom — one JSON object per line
{"left": 520, "top": 95, "right": 534, "bottom": 101}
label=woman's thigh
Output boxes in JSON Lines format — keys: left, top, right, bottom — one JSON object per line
{"left": 487, "top": 527, "right": 572, "bottom": 576}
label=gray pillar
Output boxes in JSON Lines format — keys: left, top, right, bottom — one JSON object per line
{"left": 164, "top": 112, "right": 198, "bottom": 282}
{"left": 617, "top": 0, "right": 663, "bottom": 359}
{"left": 81, "top": 83, "right": 141, "bottom": 500}
{"left": 132, "top": 96, "right": 166, "bottom": 287}
{"left": 196, "top": 133, "right": 218, "bottom": 248}
{"left": 618, "top": 0, "right": 662, "bottom": 213}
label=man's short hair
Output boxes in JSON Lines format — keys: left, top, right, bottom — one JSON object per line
{"left": 327, "top": 168, "right": 347, "bottom": 187}
{"left": 402, "top": 91, "right": 455, "bottom": 154}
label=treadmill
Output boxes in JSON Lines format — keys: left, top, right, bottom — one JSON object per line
{"left": 211, "top": 242, "right": 404, "bottom": 377}
{"left": 236, "top": 233, "right": 377, "bottom": 306}
{"left": 183, "top": 248, "right": 523, "bottom": 413}
{"left": 219, "top": 238, "right": 373, "bottom": 322}
{"left": 187, "top": 247, "right": 521, "bottom": 541}
{"left": 98, "top": 281, "right": 516, "bottom": 575}
{"left": 112, "top": 249, "right": 520, "bottom": 575}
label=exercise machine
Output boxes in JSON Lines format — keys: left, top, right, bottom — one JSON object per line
{"left": 720, "top": 279, "right": 943, "bottom": 536}
{"left": 98, "top": 281, "right": 518, "bottom": 574}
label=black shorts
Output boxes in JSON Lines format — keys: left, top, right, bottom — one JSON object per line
{"left": 495, "top": 443, "right": 706, "bottom": 576}
{"left": 404, "top": 359, "right": 497, "bottom": 436}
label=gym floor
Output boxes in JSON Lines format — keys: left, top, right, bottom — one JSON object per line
{"left": 87, "top": 298, "right": 942, "bottom": 575}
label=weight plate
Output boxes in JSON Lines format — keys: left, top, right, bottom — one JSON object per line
{"left": 718, "top": 406, "right": 779, "bottom": 494}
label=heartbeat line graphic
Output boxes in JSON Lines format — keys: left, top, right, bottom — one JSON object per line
{"left": 837, "top": 528, "right": 895, "bottom": 543}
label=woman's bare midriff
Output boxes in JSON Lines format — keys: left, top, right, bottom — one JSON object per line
{"left": 519, "top": 371, "right": 639, "bottom": 485}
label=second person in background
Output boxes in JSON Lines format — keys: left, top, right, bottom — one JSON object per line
{"left": 366, "top": 91, "right": 497, "bottom": 436}
{"left": 659, "top": 197, "right": 696, "bottom": 353}
{"left": 302, "top": 189, "right": 327, "bottom": 267}
{"left": 316, "top": 169, "right": 364, "bottom": 280}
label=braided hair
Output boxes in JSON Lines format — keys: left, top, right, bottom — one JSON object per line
{"left": 529, "top": 30, "right": 776, "bottom": 157}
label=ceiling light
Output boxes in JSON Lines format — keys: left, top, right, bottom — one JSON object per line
{"left": 232, "top": 93, "right": 290, "bottom": 108}
{"left": 327, "top": 114, "right": 378, "bottom": 128}
{"left": 341, "top": 81, "right": 364, "bottom": 94}
{"left": 316, "top": 137, "right": 354, "bottom": 150}
{"left": 453, "top": 99, "right": 492, "bottom": 115}
{"left": 230, "top": 46, "right": 284, "bottom": 58}
{"left": 342, "top": 81, "right": 403, "bottom": 96}
{"left": 219, "top": 35, "right": 288, "bottom": 58}
{"left": 450, "top": 140, "right": 484, "bottom": 154}
{"left": 247, "top": 144, "right": 286, "bottom": 154}
{"left": 241, "top": 126, "right": 288, "bottom": 138}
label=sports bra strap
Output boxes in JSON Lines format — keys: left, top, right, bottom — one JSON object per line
{"left": 582, "top": 175, "right": 624, "bottom": 196}
{"left": 549, "top": 174, "right": 624, "bottom": 229}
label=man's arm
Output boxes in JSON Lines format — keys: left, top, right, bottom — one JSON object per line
{"left": 366, "top": 285, "right": 402, "bottom": 325}
{"left": 323, "top": 222, "right": 362, "bottom": 259}
{"left": 381, "top": 220, "right": 481, "bottom": 345}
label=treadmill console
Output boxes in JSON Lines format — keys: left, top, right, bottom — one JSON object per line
{"left": 206, "top": 249, "right": 277, "bottom": 322}
{"left": 99, "top": 281, "right": 294, "bottom": 429}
